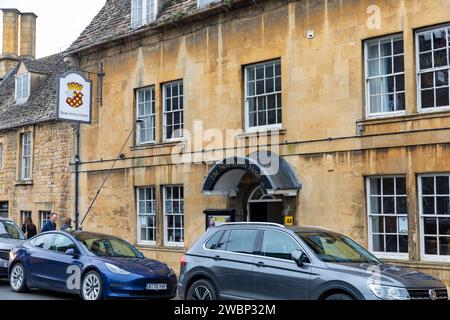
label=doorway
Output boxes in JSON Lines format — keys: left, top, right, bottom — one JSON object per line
{"left": 246, "top": 186, "right": 283, "bottom": 224}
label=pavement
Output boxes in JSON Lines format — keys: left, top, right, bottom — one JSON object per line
{"left": 0, "top": 278, "right": 75, "bottom": 300}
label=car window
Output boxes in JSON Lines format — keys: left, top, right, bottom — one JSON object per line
{"left": 260, "top": 230, "right": 300, "bottom": 261}
{"left": 224, "top": 229, "right": 258, "bottom": 254}
{"left": 0, "top": 220, "right": 25, "bottom": 240}
{"left": 205, "top": 230, "right": 225, "bottom": 250}
{"left": 33, "top": 234, "right": 55, "bottom": 250}
{"left": 50, "top": 234, "right": 77, "bottom": 253}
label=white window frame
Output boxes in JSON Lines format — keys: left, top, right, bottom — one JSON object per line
{"left": 418, "top": 174, "right": 450, "bottom": 263}
{"left": 15, "top": 73, "right": 30, "bottom": 104}
{"left": 364, "top": 35, "right": 406, "bottom": 118}
{"left": 163, "top": 185, "right": 184, "bottom": 247}
{"left": 366, "top": 176, "right": 409, "bottom": 260}
{"left": 131, "top": 0, "right": 157, "bottom": 29}
{"left": 136, "top": 187, "right": 157, "bottom": 246}
{"left": 162, "top": 80, "right": 184, "bottom": 142}
{"left": 21, "top": 132, "right": 31, "bottom": 181}
{"left": 244, "top": 60, "right": 282, "bottom": 133}
{"left": 416, "top": 24, "right": 450, "bottom": 113}
{"left": 0, "top": 143, "right": 3, "bottom": 170}
{"left": 39, "top": 211, "right": 52, "bottom": 230}
{"left": 197, "top": 0, "right": 221, "bottom": 9}
{"left": 136, "top": 87, "right": 156, "bottom": 144}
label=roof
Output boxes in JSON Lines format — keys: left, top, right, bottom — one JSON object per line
{"left": 67, "top": 0, "right": 234, "bottom": 53}
{"left": 0, "top": 54, "right": 74, "bottom": 131}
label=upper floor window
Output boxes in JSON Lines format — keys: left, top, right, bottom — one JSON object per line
{"left": 416, "top": 26, "right": 450, "bottom": 112}
{"left": 131, "top": 0, "right": 157, "bottom": 28}
{"left": 197, "top": 0, "right": 221, "bottom": 9}
{"left": 15, "top": 73, "right": 30, "bottom": 104}
{"left": 245, "top": 60, "right": 282, "bottom": 131}
{"left": 365, "top": 35, "right": 405, "bottom": 117}
{"left": 136, "top": 87, "right": 155, "bottom": 144}
{"left": 21, "top": 132, "right": 31, "bottom": 180}
{"left": 163, "top": 80, "right": 184, "bottom": 141}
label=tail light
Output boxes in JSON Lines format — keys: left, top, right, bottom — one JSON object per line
{"left": 180, "top": 255, "right": 187, "bottom": 268}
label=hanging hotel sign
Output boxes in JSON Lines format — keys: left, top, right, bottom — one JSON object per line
{"left": 56, "top": 71, "right": 92, "bottom": 124}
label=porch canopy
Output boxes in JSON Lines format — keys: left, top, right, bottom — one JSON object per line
{"left": 202, "top": 151, "right": 301, "bottom": 196}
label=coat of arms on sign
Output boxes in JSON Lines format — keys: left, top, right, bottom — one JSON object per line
{"left": 66, "top": 82, "right": 84, "bottom": 108}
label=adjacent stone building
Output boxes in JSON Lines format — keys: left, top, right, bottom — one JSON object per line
{"left": 65, "top": 0, "right": 450, "bottom": 287}
{"left": 0, "top": 9, "right": 74, "bottom": 230}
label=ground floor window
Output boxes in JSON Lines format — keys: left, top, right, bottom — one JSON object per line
{"left": 163, "top": 185, "right": 184, "bottom": 246}
{"left": 20, "top": 210, "right": 31, "bottom": 225}
{"left": 39, "top": 211, "right": 51, "bottom": 230}
{"left": 136, "top": 187, "right": 156, "bottom": 244}
{"left": 0, "top": 202, "right": 8, "bottom": 218}
{"left": 366, "top": 176, "right": 408, "bottom": 258}
{"left": 419, "top": 174, "right": 450, "bottom": 261}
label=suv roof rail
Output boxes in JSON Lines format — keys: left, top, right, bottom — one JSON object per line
{"left": 219, "top": 222, "right": 286, "bottom": 228}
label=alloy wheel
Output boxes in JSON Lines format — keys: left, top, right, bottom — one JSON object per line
{"left": 82, "top": 273, "right": 101, "bottom": 300}
{"left": 192, "top": 285, "right": 212, "bottom": 300}
{"left": 10, "top": 264, "right": 24, "bottom": 290}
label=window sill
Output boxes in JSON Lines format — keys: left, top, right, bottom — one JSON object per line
{"left": 14, "top": 179, "right": 33, "bottom": 186}
{"left": 130, "top": 140, "right": 186, "bottom": 151}
{"left": 135, "top": 245, "right": 186, "bottom": 253}
{"left": 357, "top": 109, "right": 450, "bottom": 126}
{"left": 238, "top": 128, "right": 286, "bottom": 139}
{"left": 383, "top": 259, "right": 450, "bottom": 270}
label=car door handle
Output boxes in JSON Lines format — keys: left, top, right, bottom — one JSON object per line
{"left": 255, "top": 261, "right": 265, "bottom": 267}
{"left": 213, "top": 255, "right": 222, "bottom": 261}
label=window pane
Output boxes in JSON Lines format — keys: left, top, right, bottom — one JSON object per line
{"left": 435, "top": 70, "right": 449, "bottom": 87}
{"left": 370, "top": 178, "right": 382, "bottom": 195}
{"left": 370, "top": 197, "right": 382, "bottom": 214}
{"left": 396, "top": 197, "right": 407, "bottom": 214}
{"left": 385, "top": 235, "right": 398, "bottom": 252}
{"left": 383, "top": 197, "right": 395, "bottom": 214}
{"left": 437, "top": 197, "right": 450, "bottom": 215}
{"left": 422, "top": 177, "right": 435, "bottom": 194}
{"left": 421, "top": 72, "right": 434, "bottom": 89}
{"left": 439, "top": 218, "right": 450, "bottom": 235}
{"left": 380, "top": 39, "right": 392, "bottom": 56}
{"left": 425, "top": 237, "right": 438, "bottom": 254}
{"left": 369, "top": 78, "right": 382, "bottom": 95}
{"left": 439, "top": 237, "right": 450, "bottom": 256}
{"left": 423, "top": 197, "right": 435, "bottom": 214}
{"left": 419, "top": 52, "right": 433, "bottom": 70}
{"left": 393, "top": 38, "right": 404, "bottom": 54}
{"left": 424, "top": 217, "right": 437, "bottom": 234}
{"left": 436, "top": 176, "right": 450, "bottom": 194}
{"left": 399, "top": 235, "right": 408, "bottom": 253}
{"left": 385, "top": 216, "right": 397, "bottom": 233}
{"left": 368, "top": 59, "right": 379, "bottom": 76}
{"left": 396, "top": 177, "right": 406, "bottom": 195}
{"left": 419, "top": 33, "right": 431, "bottom": 52}
{"left": 433, "top": 30, "right": 447, "bottom": 49}
{"left": 434, "top": 49, "right": 448, "bottom": 68}
{"left": 370, "top": 96, "right": 382, "bottom": 113}
{"left": 380, "top": 57, "right": 392, "bottom": 74}
{"left": 383, "top": 178, "right": 395, "bottom": 195}
{"left": 436, "top": 88, "right": 449, "bottom": 107}
{"left": 371, "top": 216, "right": 384, "bottom": 233}
{"left": 368, "top": 43, "right": 379, "bottom": 59}
{"left": 225, "top": 229, "right": 258, "bottom": 254}
{"left": 372, "top": 235, "right": 384, "bottom": 251}
{"left": 393, "top": 56, "right": 404, "bottom": 73}
{"left": 261, "top": 230, "right": 300, "bottom": 260}
{"left": 395, "top": 75, "right": 405, "bottom": 91}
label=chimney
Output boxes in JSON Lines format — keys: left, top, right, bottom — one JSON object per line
{"left": 1, "top": 8, "right": 20, "bottom": 56}
{"left": 20, "top": 12, "right": 37, "bottom": 58}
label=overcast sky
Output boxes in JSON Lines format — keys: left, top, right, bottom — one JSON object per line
{"left": 0, "top": 0, "right": 106, "bottom": 58}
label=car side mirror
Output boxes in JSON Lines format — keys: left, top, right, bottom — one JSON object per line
{"left": 291, "top": 249, "right": 308, "bottom": 267}
{"left": 65, "top": 248, "right": 76, "bottom": 256}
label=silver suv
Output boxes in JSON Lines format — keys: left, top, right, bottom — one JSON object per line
{"left": 178, "top": 223, "right": 448, "bottom": 300}
{"left": 0, "top": 217, "right": 25, "bottom": 278}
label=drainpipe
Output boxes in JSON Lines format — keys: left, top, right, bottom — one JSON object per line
{"left": 74, "top": 124, "right": 80, "bottom": 230}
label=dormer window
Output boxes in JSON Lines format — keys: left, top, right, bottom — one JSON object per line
{"left": 15, "top": 73, "right": 30, "bottom": 104}
{"left": 197, "top": 0, "right": 221, "bottom": 9}
{"left": 131, "top": 0, "right": 157, "bottom": 28}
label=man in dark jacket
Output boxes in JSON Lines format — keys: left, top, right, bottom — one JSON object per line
{"left": 60, "top": 217, "right": 73, "bottom": 232}
{"left": 41, "top": 212, "right": 58, "bottom": 233}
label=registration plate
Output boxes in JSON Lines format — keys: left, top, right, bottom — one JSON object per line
{"left": 146, "top": 283, "right": 167, "bottom": 290}
{"left": 1, "top": 261, "right": 9, "bottom": 268}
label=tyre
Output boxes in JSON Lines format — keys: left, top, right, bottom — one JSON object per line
{"left": 186, "top": 279, "right": 217, "bottom": 300}
{"left": 9, "top": 263, "right": 29, "bottom": 293}
{"left": 81, "top": 270, "right": 103, "bottom": 300}
{"left": 325, "top": 293, "right": 354, "bottom": 300}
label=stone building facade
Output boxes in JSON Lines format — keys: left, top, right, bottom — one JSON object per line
{"left": 66, "top": 0, "right": 450, "bottom": 287}
{"left": 0, "top": 9, "right": 75, "bottom": 231}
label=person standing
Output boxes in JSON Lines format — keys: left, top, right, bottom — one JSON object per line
{"left": 22, "top": 216, "right": 37, "bottom": 239}
{"left": 41, "top": 212, "right": 58, "bottom": 233}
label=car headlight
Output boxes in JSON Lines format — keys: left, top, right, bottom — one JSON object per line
{"left": 105, "top": 263, "right": 131, "bottom": 275}
{"left": 9, "top": 251, "right": 15, "bottom": 261}
{"left": 368, "top": 283, "right": 410, "bottom": 300}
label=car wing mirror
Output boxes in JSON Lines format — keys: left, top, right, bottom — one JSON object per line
{"left": 291, "top": 249, "right": 308, "bottom": 267}
{"left": 65, "top": 248, "right": 77, "bottom": 256}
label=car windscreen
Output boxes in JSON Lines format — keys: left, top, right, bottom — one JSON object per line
{"left": 297, "top": 231, "right": 379, "bottom": 264}
{"left": 0, "top": 220, "right": 25, "bottom": 240}
{"left": 74, "top": 234, "right": 143, "bottom": 258}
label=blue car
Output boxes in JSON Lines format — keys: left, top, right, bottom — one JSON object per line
{"left": 8, "top": 230, "right": 177, "bottom": 300}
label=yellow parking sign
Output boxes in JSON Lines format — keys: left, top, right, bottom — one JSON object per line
{"left": 284, "top": 215, "right": 294, "bottom": 226}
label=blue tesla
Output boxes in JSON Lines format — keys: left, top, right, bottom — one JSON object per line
{"left": 8, "top": 230, "right": 177, "bottom": 300}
